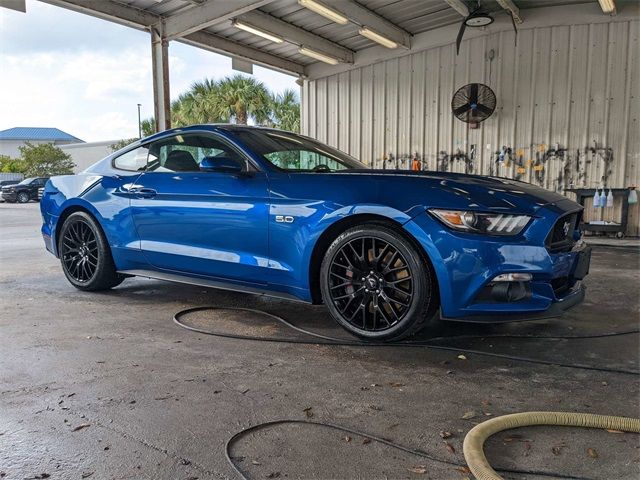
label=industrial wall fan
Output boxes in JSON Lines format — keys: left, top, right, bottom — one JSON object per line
{"left": 451, "top": 83, "right": 496, "bottom": 127}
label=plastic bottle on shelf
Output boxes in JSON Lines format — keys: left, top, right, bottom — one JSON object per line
{"left": 629, "top": 188, "right": 638, "bottom": 205}
{"left": 593, "top": 189, "right": 601, "bottom": 208}
{"left": 606, "top": 189, "right": 614, "bottom": 208}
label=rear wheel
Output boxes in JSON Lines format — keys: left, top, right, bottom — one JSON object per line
{"left": 320, "top": 224, "right": 438, "bottom": 341}
{"left": 58, "top": 211, "right": 124, "bottom": 291}
{"left": 17, "top": 192, "right": 29, "bottom": 203}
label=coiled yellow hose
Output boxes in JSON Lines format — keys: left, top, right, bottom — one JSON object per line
{"left": 463, "top": 411, "right": 640, "bottom": 480}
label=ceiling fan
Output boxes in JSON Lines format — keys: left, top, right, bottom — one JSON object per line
{"left": 455, "top": 1, "right": 518, "bottom": 55}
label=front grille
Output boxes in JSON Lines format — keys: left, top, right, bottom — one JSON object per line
{"left": 546, "top": 211, "right": 581, "bottom": 253}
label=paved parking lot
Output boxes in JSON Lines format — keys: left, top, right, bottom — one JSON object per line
{"left": 1, "top": 202, "right": 638, "bottom": 480}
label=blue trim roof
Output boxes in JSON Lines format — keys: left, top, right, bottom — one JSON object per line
{"left": 0, "top": 127, "right": 83, "bottom": 142}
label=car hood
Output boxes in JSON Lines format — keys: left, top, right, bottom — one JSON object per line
{"left": 338, "top": 170, "right": 572, "bottom": 214}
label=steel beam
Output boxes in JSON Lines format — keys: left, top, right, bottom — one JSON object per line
{"left": 163, "top": 0, "right": 274, "bottom": 40}
{"left": 322, "top": 0, "right": 411, "bottom": 49}
{"left": 239, "top": 10, "right": 354, "bottom": 63}
{"left": 184, "top": 30, "right": 305, "bottom": 75}
{"left": 39, "top": 0, "right": 305, "bottom": 75}
{"left": 151, "top": 25, "right": 171, "bottom": 131}
{"left": 443, "top": 0, "right": 469, "bottom": 17}
{"left": 0, "top": 0, "right": 26, "bottom": 12}
{"left": 39, "top": 0, "right": 158, "bottom": 29}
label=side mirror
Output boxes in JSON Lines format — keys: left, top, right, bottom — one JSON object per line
{"left": 200, "top": 156, "right": 243, "bottom": 173}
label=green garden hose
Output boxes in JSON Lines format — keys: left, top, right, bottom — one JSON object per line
{"left": 463, "top": 411, "right": 640, "bottom": 480}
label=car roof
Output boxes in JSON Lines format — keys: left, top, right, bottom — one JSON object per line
{"left": 141, "top": 124, "right": 288, "bottom": 143}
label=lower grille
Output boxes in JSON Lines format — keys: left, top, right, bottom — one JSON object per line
{"left": 546, "top": 211, "right": 581, "bottom": 253}
{"left": 551, "top": 276, "right": 571, "bottom": 296}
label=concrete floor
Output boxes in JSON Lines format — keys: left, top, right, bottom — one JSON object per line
{"left": 1, "top": 202, "right": 638, "bottom": 480}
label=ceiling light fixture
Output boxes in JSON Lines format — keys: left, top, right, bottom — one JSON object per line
{"left": 298, "top": 0, "right": 349, "bottom": 25}
{"left": 231, "top": 20, "right": 284, "bottom": 43}
{"left": 298, "top": 46, "right": 339, "bottom": 65}
{"left": 358, "top": 27, "right": 398, "bottom": 49}
{"left": 597, "top": 0, "right": 616, "bottom": 13}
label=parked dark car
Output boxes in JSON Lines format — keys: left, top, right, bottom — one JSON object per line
{"left": 1, "top": 177, "right": 48, "bottom": 203}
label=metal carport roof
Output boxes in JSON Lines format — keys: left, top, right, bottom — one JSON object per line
{"left": 33, "top": 0, "right": 632, "bottom": 130}
{"left": 38, "top": 0, "right": 617, "bottom": 75}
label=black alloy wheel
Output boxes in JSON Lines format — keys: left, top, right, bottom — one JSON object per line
{"left": 320, "top": 224, "right": 438, "bottom": 341}
{"left": 17, "top": 192, "right": 29, "bottom": 203}
{"left": 58, "top": 211, "right": 124, "bottom": 291}
{"left": 61, "top": 218, "right": 99, "bottom": 282}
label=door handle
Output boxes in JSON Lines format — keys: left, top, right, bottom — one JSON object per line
{"left": 129, "top": 187, "right": 157, "bottom": 198}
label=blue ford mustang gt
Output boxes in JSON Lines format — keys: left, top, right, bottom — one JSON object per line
{"left": 40, "top": 124, "right": 591, "bottom": 341}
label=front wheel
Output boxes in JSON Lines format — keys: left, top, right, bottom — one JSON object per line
{"left": 17, "top": 192, "right": 29, "bottom": 203}
{"left": 320, "top": 224, "right": 438, "bottom": 341}
{"left": 58, "top": 211, "right": 124, "bottom": 291}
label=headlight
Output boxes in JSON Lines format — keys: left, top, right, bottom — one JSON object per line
{"left": 429, "top": 209, "right": 531, "bottom": 235}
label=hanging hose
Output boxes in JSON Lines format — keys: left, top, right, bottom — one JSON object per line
{"left": 463, "top": 412, "right": 640, "bottom": 480}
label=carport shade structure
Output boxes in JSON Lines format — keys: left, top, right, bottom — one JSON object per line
{"left": 31, "top": 0, "right": 620, "bottom": 134}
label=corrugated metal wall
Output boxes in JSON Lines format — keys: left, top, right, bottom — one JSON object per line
{"left": 302, "top": 20, "right": 640, "bottom": 236}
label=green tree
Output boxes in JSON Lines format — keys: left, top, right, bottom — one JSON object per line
{"left": 0, "top": 154, "right": 26, "bottom": 173}
{"left": 18, "top": 142, "right": 75, "bottom": 177}
{"left": 141, "top": 75, "right": 300, "bottom": 133}
{"left": 172, "top": 78, "right": 229, "bottom": 126}
{"left": 215, "top": 75, "right": 271, "bottom": 125}
{"left": 141, "top": 118, "right": 155, "bottom": 137}
{"left": 110, "top": 138, "right": 138, "bottom": 152}
{"left": 270, "top": 89, "right": 301, "bottom": 132}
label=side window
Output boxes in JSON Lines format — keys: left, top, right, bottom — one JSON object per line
{"left": 146, "top": 134, "right": 251, "bottom": 173}
{"left": 264, "top": 149, "right": 350, "bottom": 171}
{"left": 113, "top": 146, "right": 149, "bottom": 171}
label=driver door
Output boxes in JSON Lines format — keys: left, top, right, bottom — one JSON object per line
{"left": 129, "top": 132, "right": 270, "bottom": 284}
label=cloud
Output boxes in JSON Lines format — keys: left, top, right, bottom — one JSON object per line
{"left": 0, "top": 0, "right": 148, "bottom": 54}
{"left": 0, "top": 0, "right": 299, "bottom": 142}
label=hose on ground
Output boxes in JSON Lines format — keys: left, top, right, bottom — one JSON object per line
{"left": 463, "top": 412, "right": 640, "bottom": 480}
{"left": 174, "top": 306, "right": 640, "bottom": 375}
{"left": 174, "top": 308, "right": 640, "bottom": 479}
{"left": 225, "top": 419, "right": 592, "bottom": 480}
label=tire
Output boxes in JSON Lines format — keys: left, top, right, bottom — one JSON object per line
{"left": 58, "top": 211, "right": 124, "bottom": 291}
{"left": 17, "top": 192, "right": 29, "bottom": 203}
{"left": 320, "top": 224, "right": 438, "bottom": 341}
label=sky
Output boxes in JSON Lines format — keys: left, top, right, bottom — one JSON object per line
{"left": 0, "top": 0, "right": 299, "bottom": 142}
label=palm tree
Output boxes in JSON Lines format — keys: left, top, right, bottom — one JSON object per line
{"left": 140, "top": 75, "right": 300, "bottom": 134}
{"left": 173, "top": 79, "right": 229, "bottom": 126}
{"left": 215, "top": 74, "right": 271, "bottom": 125}
{"left": 270, "top": 89, "right": 301, "bottom": 132}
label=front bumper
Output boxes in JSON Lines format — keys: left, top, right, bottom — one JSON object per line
{"left": 404, "top": 209, "right": 590, "bottom": 323}
{"left": 439, "top": 282, "right": 586, "bottom": 322}
{"left": 1, "top": 192, "right": 17, "bottom": 202}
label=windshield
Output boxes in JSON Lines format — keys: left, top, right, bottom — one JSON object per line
{"left": 18, "top": 178, "right": 35, "bottom": 185}
{"left": 231, "top": 129, "right": 367, "bottom": 172}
